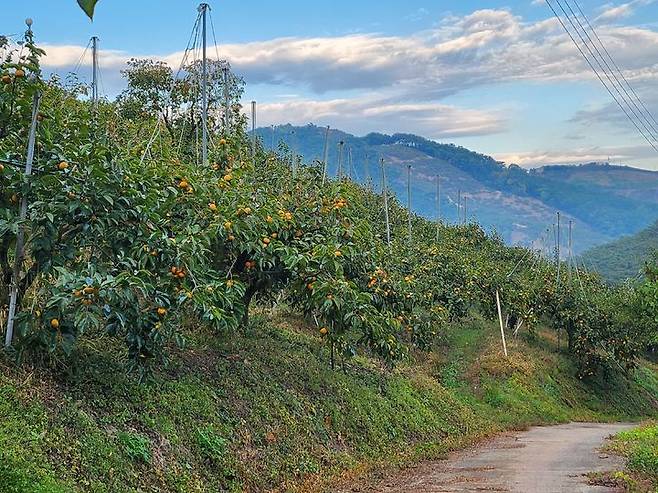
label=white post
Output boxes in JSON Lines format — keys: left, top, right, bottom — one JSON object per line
{"left": 199, "top": 3, "right": 209, "bottom": 166}
{"left": 5, "top": 92, "right": 41, "bottom": 347}
{"left": 381, "top": 158, "right": 391, "bottom": 250}
{"left": 495, "top": 289, "right": 508, "bottom": 357}
{"left": 321, "top": 126, "right": 330, "bottom": 184}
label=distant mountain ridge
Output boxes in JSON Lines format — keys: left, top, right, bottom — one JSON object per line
{"left": 254, "top": 124, "right": 658, "bottom": 253}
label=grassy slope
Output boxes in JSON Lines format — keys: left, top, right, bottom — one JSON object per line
{"left": 1, "top": 311, "right": 657, "bottom": 493}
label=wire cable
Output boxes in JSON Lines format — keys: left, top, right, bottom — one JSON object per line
{"left": 546, "top": 0, "right": 658, "bottom": 153}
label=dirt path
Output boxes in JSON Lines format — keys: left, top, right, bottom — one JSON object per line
{"left": 347, "top": 422, "right": 634, "bottom": 493}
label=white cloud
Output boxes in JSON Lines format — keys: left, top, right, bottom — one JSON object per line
{"left": 254, "top": 97, "right": 506, "bottom": 139}
{"left": 596, "top": 0, "right": 656, "bottom": 23}
{"left": 32, "top": 7, "right": 658, "bottom": 152}
{"left": 495, "top": 143, "right": 657, "bottom": 169}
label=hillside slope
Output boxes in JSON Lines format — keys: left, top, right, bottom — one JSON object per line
{"left": 1, "top": 313, "right": 657, "bottom": 493}
{"left": 581, "top": 220, "right": 658, "bottom": 284}
{"left": 258, "top": 124, "right": 658, "bottom": 253}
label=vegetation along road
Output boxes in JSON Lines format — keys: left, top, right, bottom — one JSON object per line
{"left": 357, "top": 423, "right": 633, "bottom": 493}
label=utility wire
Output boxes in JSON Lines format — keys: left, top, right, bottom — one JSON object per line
{"left": 563, "top": 0, "right": 658, "bottom": 143}
{"left": 572, "top": 0, "right": 658, "bottom": 132}
{"left": 546, "top": 0, "right": 658, "bottom": 153}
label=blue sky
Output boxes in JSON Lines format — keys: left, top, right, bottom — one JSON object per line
{"left": 3, "top": 0, "right": 658, "bottom": 169}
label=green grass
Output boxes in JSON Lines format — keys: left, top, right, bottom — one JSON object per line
{"left": 0, "top": 311, "right": 657, "bottom": 493}
{"left": 605, "top": 422, "right": 658, "bottom": 491}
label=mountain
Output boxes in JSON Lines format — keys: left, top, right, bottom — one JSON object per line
{"left": 581, "top": 220, "right": 658, "bottom": 283}
{"left": 255, "top": 124, "right": 658, "bottom": 253}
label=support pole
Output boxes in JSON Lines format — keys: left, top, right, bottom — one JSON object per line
{"left": 407, "top": 164, "right": 412, "bottom": 243}
{"left": 222, "top": 66, "right": 230, "bottom": 131}
{"left": 91, "top": 36, "right": 99, "bottom": 108}
{"left": 5, "top": 92, "right": 41, "bottom": 348}
{"left": 251, "top": 100, "right": 256, "bottom": 161}
{"left": 321, "top": 125, "right": 330, "bottom": 184}
{"left": 556, "top": 212, "right": 561, "bottom": 287}
{"left": 381, "top": 158, "right": 391, "bottom": 250}
{"left": 435, "top": 175, "right": 441, "bottom": 241}
{"left": 199, "top": 3, "right": 209, "bottom": 166}
{"left": 348, "top": 146, "right": 354, "bottom": 181}
{"left": 364, "top": 152, "right": 371, "bottom": 190}
{"left": 337, "top": 141, "right": 345, "bottom": 179}
{"left": 495, "top": 289, "right": 508, "bottom": 358}
{"left": 457, "top": 189, "right": 462, "bottom": 224}
{"left": 567, "top": 219, "right": 573, "bottom": 283}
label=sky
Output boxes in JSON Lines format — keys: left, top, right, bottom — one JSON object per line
{"left": 3, "top": 0, "right": 658, "bottom": 170}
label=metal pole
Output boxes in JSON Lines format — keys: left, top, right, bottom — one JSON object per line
{"left": 5, "top": 92, "right": 41, "bottom": 348}
{"left": 199, "top": 3, "right": 209, "bottom": 166}
{"left": 223, "top": 66, "right": 230, "bottom": 131}
{"left": 381, "top": 158, "right": 391, "bottom": 250}
{"left": 348, "top": 146, "right": 354, "bottom": 181}
{"left": 407, "top": 164, "right": 412, "bottom": 243}
{"left": 568, "top": 220, "right": 573, "bottom": 279}
{"left": 463, "top": 196, "right": 468, "bottom": 224}
{"left": 91, "top": 36, "right": 99, "bottom": 108}
{"left": 435, "top": 175, "right": 441, "bottom": 240}
{"left": 457, "top": 189, "right": 462, "bottom": 225}
{"left": 251, "top": 100, "right": 256, "bottom": 161}
{"left": 556, "top": 212, "right": 561, "bottom": 287}
{"left": 337, "top": 141, "right": 344, "bottom": 179}
{"left": 364, "top": 152, "right": 371, "bottom": 190}
{"left": 321, "top": 126, "right": 330, "bottom": 184}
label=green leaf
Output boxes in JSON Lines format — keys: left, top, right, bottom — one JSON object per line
{"left": 77, "top": 0, "right": 99, "bottom": 19}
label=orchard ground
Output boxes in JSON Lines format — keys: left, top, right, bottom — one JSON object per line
{"left": 1, "top": 308, "right": 656, "bottom": 493}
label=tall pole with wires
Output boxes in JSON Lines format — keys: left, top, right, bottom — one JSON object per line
{"left": 251, "top": 101, "right": 256, "bottom": 161}
{"left": 567, "top": 219, "right": 573, "bottom": 284}
{"left": 457, "top": 189, "right": 462, "bottom": 225}
{"left": 91, "top": 36, "right": 99, "bottom": 108}
{"left": 223, "top": 66, "right": 230, "bottom": 132}
{"left": 321, "top": 126, "right": 330, "bottom": 184}
{"left": 337, "top": 141, "right": 345, "bottom": 179}
{"left": 381, "top": 158, "right": 391, "bottom": 250}
{"left": 435, "top": 175, "right": 441, "bottom": 240}
{"left": 556, "top": 212, "right": 562, "bottom": 288}
{"left": 348, "top": 146, "right": 354, "bottom": 181}
{"left": 199, "top": 3, "right": 209, "bottom": 166}
{"left": 407, "top": 164, "right": 412, "bottom": 243}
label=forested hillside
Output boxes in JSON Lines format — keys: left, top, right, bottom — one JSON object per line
{"left": 582, "top": 221, "right": 658, "bottom": 284}
{"left": 257, "top": 124, "right": 658, "bottom": 253}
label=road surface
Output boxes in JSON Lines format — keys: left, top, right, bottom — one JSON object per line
{"left": 352, "top": 422, "right": 634, "bottom": 493}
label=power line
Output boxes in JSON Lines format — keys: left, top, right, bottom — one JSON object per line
{"left": 572, "top": 0, "right": 658, "bottom": 133}
{"left": 562, "top": 0, "right": 658, "bottom": 143}
{"left": 546, "top": 0, "right": 658, "bottom": 153}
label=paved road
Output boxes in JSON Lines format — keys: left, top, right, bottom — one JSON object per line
{"left": 366, "top": 422, "right": 634, "bottom": 493}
